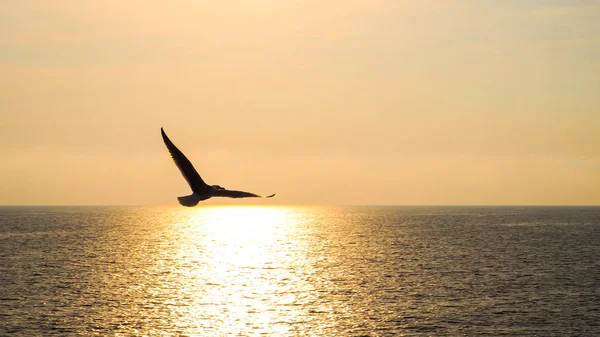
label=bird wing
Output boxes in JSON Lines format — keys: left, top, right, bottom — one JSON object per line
{"left": 161, "top": 128, "right": 208, "bottom": 193}
{"left": 213, "top": 189, "right": 276, "bottom": 199}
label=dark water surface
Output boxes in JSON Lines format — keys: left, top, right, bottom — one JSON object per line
{"left": 1, "top": 206, "right": 599, "bottom": 336}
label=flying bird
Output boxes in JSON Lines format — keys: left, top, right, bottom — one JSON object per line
{"left": 161, "top": 128, "right": 275, "bottom": 206}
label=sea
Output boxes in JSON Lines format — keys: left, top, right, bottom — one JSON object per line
{"left": 1, "top": 205, "right": 599, "bottom": 336}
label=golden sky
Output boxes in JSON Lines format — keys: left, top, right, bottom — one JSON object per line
{"left": 1, "top": 0, "right": 599, "bottom": 205}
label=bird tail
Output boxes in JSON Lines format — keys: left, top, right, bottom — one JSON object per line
{"left": 178, "top": 194, "right": 201, "bottom": 207}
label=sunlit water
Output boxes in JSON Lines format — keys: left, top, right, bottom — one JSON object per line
{"left": 1, "top": 206, "right": 599, "bottom": 336}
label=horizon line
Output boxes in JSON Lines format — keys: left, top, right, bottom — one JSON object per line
{"left": 1, "top": 204, "right": 599, "bottom": 207}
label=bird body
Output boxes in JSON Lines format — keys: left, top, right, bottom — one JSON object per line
{"left": 161, "top": 128, "right": 275, "bottom": 206}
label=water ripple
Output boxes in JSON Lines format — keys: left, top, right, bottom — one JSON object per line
{"left": 0, "top": 205, "right": 599, "bottom": 335}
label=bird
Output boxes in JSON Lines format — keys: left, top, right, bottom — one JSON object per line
{"left": 161, "top": 128, "right": 275, "bottom": 206}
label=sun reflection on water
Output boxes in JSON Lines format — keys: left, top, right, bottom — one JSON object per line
{"left": 164, "top": 206, "right": 319, "bottom": 335}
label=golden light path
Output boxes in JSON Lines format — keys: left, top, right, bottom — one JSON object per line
{"left": 152, "top": 205, "right": 340, "bottom": 335}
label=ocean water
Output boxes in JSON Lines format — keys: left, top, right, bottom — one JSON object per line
{"left": 1, "top": 205, "right": 599, "bottom": 336}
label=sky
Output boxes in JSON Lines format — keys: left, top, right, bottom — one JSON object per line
{"left": 1, "top": 0, "right": 599, "bottom": 205}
